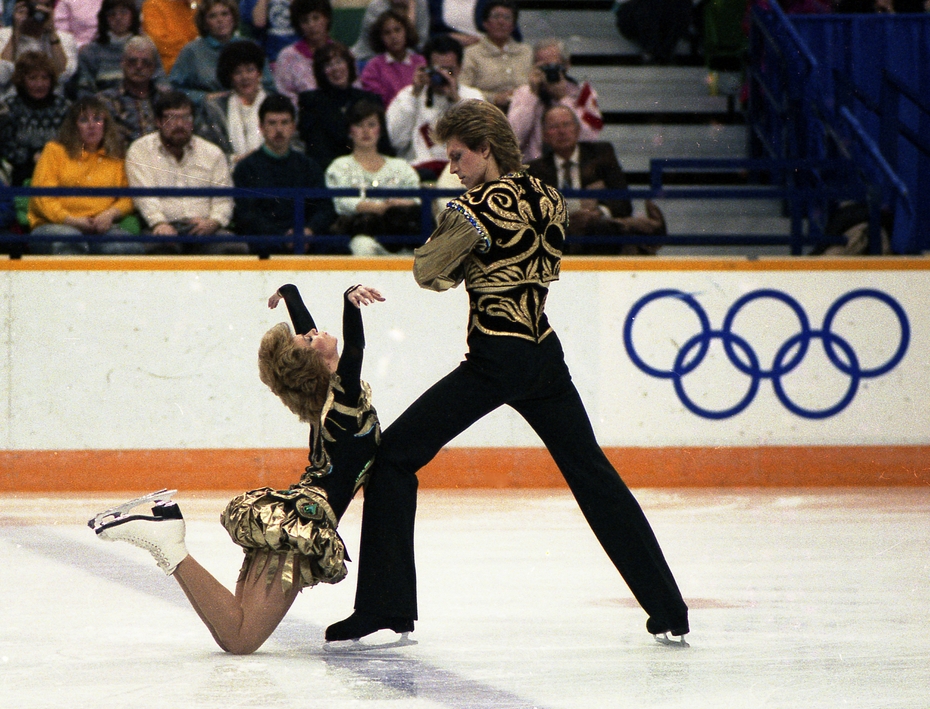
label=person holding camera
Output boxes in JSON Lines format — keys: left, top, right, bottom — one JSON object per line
{"left": 507, "top": 38, "right": 603, "bottom": 162}
{"left": 0, "top": 0, "right": 78, "bottom": 94}
{"left": 385, "top": 33, "right": 483, "bottom": 180}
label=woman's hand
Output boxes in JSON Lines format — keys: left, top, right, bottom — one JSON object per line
{"left": 90, "top": 208, "right": 120, "bottom": 233}
{"left": 63, "top": 215, "right": 95, "bottom": 233}
{"left": 347, "top": 285, "right": 385, "bottom": 308}
{"left": 268, "top": 291, "right": 282, "bottom": 309}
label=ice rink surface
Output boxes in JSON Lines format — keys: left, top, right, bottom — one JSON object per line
{"left": 1, "top": 487, "right": 928, "bottom": 709}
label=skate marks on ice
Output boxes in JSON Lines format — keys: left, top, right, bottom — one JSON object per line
{"left": 0, "top": 523, "right": 553, "bottom": 709}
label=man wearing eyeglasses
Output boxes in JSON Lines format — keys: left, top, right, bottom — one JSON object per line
{"left": 98, "top": 35, "right": 170, "bottom": 143}
{"left": 385, "top": 33, "right": 483, "bottom": 181}
{"left": 125, "top": 88, "right": 247, "bottom": 254}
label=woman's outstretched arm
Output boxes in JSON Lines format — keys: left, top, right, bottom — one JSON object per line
{"left": 337, "top": 285, "right": 385, "bottom": 401}
{"left": 269, "top": 283, "right": 316, "bottom": 334}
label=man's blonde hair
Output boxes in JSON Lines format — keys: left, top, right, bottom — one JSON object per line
{"left": 434, "top": 99, "right": 525, "bottom": 175}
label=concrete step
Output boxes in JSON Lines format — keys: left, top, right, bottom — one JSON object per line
{"left": 603, "top": 123, "right": 747, "bottom": 173}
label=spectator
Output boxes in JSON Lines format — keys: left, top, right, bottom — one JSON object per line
{"left": 52, "top": 0, "right": 101, "bottom": 49}
{"left": 197, "top": 39, "right": 268, "bottom": 162}
{"left": 0, "top": 51, "right": 71, "bottom": 187}
{"left": 459, "top": 0, "right": 531, "bottom": 111}
{"left": 140, "top": 0, "right": 198, "bottom": 74}
{"left": 428, "top": 0, "right": 522, "bottom": 49}
{"left": 526, "top": 104, "right": 664, "bottom": 255}
{"left": 325, "top": 99, "right": 420, "bottom": 255}
{"left": 0, "top": 0, "right": 78, "bottom": 94}
{"left": 351, "top": 0, "right": 429, "bottom": 63}
{"left": 358, "top": 8, "right": 426, "bottom": 108}
{"left": 169, "top": 0, "right": 274, "bottom": 107}
{"left": 241, "top": 0, "right": 298, "bottom": 61}
{"left": 125, "top": 90, "right": 246, "bottom": 254}
{"left": 232, "top": 93, "right": 335, "bottom": 255}
{"left": 614, "top": 0, "right": 692, "bottom": 64}
{"left": 508, "top": 38, "right": 603, "bottom": 162}
{"left": 273, "top": 0, "right": 334, "bottom": 106}
{"left": 386, "top": 33, "right": 482, "bottom": 179}
{"left": 97, "top": 36, "right": 171, "bottom": 143}
{"left": 27, "top": 97, "right": 143, "bottom": 255}
{"left": 297, "top": 41, "right": 391, "bottom": 170}
{"left": 73, "top": 0, "right": 166, "bottom": 98}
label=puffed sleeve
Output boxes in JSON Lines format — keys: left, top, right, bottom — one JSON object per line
{"left": 413, "top": 208, "right": 483, "bottom": 291}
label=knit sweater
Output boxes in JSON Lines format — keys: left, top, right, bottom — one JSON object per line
{"left": 28, "top": 141, "right": 133, "bottom": 228}
{"left": 232, "top": 146, "right": 335, "bottom": 236}
{"left": 0, "top": 92, "right": 72, "bottom": 186}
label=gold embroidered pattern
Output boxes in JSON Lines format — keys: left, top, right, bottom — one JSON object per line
{"left": 451, "top": 173, "right": 565, "bottom": 342}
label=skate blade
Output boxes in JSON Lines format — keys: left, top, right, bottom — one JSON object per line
{"left": 88, "top": 489, "right": 177, "bottom": 530}
{"left": 654, "top": 633, "right": 690, "bottom": 648}
{"left": 323, "top": 632, "right": 417, "bottom": 653}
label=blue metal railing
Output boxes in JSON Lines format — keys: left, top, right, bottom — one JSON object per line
{"left": 0, "top": 161, "right": 876, "bottom": 258}
{"left": 745, "top": 0, "right": 922, "bottom": 253}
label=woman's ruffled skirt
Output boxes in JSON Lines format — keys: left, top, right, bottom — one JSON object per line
{"left": 221, "top": 485, "right": 347, "bottom": 592}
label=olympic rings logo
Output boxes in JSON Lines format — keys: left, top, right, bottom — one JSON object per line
{"left": 623, "top": 289, "right": 909, "bottom": 420}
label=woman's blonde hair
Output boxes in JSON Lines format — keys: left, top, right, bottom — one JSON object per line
{"left": 258, "top": 322, "right": 332, "bottom": 423}
{"left": 434, "top": 99, "right": 525, "bottom": 175}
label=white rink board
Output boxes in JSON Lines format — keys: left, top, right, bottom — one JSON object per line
{"left": 2, "top": 266, "right": 927, "bottom": 450}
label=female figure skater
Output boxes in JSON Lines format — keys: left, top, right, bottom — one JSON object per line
{"left": 89, "top": 282, "right": 385, "bottom": 654}
{"left": 326, "top": 99, "right": 690, "bottom": 647}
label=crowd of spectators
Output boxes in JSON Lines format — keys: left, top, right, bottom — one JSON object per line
{"left": 14, "top": 0, "right": 915, "bottom": 255}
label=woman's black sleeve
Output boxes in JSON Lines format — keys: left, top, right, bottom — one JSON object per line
{"left": 336, "top": 286, "right": 364, "bottom": 402}
{"left": 277, "top": 284, "right": 316, "bottom": 334}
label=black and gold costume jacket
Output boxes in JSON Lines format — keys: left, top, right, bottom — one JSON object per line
{"left": 413, "top": 171, "right": 566, "bottom": 343}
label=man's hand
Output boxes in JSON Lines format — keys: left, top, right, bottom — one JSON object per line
{"left": 187, "top": 217, "right": 220, "bottom": 235}
{"left": 152, "top": 222, "right": 177, "bottom": 236}
{"left": 614, "top": 200, "right": 666, "bottom": 235}
{"left": 268, "top": 290, "right": 282, "bottom": 309}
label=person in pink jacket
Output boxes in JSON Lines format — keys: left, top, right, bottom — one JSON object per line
{"left": 507, "top": 38, "right": 603, "bottom": 162}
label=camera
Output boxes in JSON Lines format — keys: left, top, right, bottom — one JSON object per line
{"left": 27, "top": 1, "right": 49, "bottom": 24}
{"left": 540, "top": 64, "right": 564, "bottom": 83}
{"left": 425, "top": 67, "right": 449, "bottom": 88}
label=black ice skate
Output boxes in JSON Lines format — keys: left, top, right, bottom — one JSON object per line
{"left": 324, "top": 612, "right": 416, "bottom": 651}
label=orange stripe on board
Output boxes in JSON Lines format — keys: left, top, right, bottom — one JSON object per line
{"left": 2, "top": 446, "right": 927, "bottom": 492}
{"left": 2, "top": 256, "right": 929, "bottom": 272}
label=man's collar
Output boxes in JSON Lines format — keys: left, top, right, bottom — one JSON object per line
{"left": 261, "top": 143, "right": 291, "bottom": 159}
{"left": 157, "top": 134, "right": 194, "bottom": 159}
{"left": 554, "top": 146, "right": 580, "bottom": 166}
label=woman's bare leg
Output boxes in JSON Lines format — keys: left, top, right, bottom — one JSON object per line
{"left": 173, "top": 550, "right": 301, "bottom": 655}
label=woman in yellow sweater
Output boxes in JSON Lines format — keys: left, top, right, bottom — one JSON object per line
{"left": 28, "top": 96, "right": 143, "bottom": 255}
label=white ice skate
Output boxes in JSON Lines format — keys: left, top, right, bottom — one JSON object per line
{"left": 88, "top": 489, "right": 188, "bottom": 575}
{"left": 654, "top": 632, "right": 689, "bottom": 648}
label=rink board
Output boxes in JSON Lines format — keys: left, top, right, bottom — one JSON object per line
{"left": 2, "top": 256, "right": 929, "bottom": 490}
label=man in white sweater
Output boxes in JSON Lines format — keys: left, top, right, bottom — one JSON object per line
{"left": 385, "top": 33, "right": 483, "bottom": 180}
{"left": 125, "top": 90, "right": 247, "bottom": 254}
